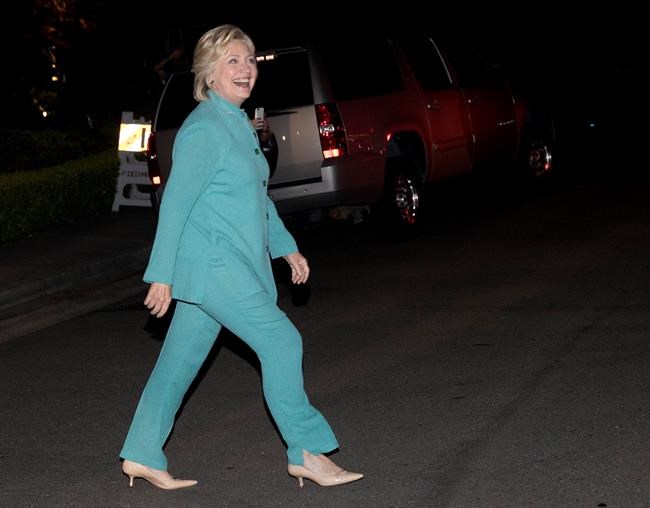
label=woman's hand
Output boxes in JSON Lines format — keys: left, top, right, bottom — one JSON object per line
{"left": 283, "top": 252, "right": 310, "bottom": 284}
{"left": 144, "top": 282, "right": 172, "bottom": 317}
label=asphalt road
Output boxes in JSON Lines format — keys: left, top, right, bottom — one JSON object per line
{"left": 2, "top": 165, "right": 650, "bottom": 507}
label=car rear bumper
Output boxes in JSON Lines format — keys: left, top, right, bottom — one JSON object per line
{"left": 268, "top": 154, "right": 385, "bottom": 214}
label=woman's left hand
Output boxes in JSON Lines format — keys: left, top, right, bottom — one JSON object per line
{"left": 283, "top": 252, "right": 310, "bottom": 284}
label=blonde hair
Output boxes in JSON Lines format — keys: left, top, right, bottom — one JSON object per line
{"left": 192, "top": 24, "right": 255, "bottom": 101}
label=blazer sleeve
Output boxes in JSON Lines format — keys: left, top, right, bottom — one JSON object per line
{"left": 266, "top": 195, "right": 298, "bottom": 259}
{"left": 143, "top": 122, "right": 222, "bottom": 284}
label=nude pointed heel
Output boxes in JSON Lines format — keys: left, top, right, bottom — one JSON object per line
{"left": 121, "top": 459, "right": 198, "bottom": 490}
{"left": 287, "top": 464, "right": 363, "bottom": 487}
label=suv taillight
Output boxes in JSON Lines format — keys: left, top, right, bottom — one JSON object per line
{"left": 315, "top": 103, "right": 347, "bottom": 159}
{"left": 146, "top": 132, "right": 161, "bottom": 188}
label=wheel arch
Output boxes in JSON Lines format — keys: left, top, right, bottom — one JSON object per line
{"left": 385, "top": 131, "right": 427, "bottom": 183}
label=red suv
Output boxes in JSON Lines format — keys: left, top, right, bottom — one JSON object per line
{"left": 147, "top": 35, "right": 553, "bottom": 233}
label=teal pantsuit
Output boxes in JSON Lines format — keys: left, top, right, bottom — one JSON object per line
{"left": 120, "top": 91, "right": 338, "bottom": 470}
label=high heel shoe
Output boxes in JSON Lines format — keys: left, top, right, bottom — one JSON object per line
{"left": 121, "top": 459, "right": 198, "bottom": 490}
{"left": 287, "top": 464, "right": 364, "bottom": 487}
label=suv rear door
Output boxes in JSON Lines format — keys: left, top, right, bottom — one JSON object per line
{"left": 149, "top": 50, "right": 323, "bottom": 204}
{"left": 251, "top": 48, "right": 323, "bottom": 188}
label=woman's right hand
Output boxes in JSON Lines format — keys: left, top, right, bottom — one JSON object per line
{"left": 144, "top": 282, "right": 172, "bottom": 318}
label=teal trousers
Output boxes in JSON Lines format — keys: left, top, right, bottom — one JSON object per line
{"left": 120, "top": 279, "right": 339, "bottom": 470}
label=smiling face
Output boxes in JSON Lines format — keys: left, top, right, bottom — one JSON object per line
{"left": 207, "top": 39, "right": 258, "bottom": 107}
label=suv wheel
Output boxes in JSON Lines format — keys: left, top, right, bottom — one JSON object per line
{"left": 394, "top": 174, "right": 420, "bottom": 225}
{"left": 382, "top": 158, "right": 422, "bottom": 237}
{"left": 525, "top": 138, "right": 553, "bottom": 178}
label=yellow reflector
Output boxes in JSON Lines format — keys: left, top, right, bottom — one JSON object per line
{"left": 119, "top": 123, "right": 151, "bottom": 152}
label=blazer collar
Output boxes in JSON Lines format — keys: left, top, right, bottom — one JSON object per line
{"left": 207, "top": 90, "right": 247, "bottom": 119}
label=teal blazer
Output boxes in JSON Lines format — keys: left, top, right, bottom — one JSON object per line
{"left": 143, "top": 90, "right": 298, "bottom": 304}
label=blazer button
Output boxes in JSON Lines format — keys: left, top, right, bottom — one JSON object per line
{"left": 262, "top": 180, "right": 267, "bottom": 187}
{"left": 266, "top": 213, "right": 269, "bottom": 219}
{"left": 255, "top": 148, "right": 260, "bottom": 155}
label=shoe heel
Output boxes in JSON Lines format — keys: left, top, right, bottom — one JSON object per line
{"left": 121, "top": 459, "right": 197, "bottom": 490}
{"left": 288, "top": 461, "right": 363, "bottom": 488}
{"left": 297, "top": 476, "right": 304, "bottom": 488}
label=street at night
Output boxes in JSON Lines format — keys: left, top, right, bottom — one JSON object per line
{"left": 2, "top": 3, "right": 648, "bottom": 506}
{"left": 2, "top": 165, "right": 650, "bottom": 506}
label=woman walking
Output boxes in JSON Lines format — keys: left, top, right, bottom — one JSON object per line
{"left": 119, "top": 24, "right": 363, "bottom": 490}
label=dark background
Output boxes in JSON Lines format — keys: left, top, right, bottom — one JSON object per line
{"left": 3, "top": 2, "right": 645, "bottom": 133}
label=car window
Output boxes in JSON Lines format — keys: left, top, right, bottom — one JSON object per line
{"left": 155, "top": 49, "right": 314, "bottom": 130}
{"left": 319, "top": 38, "right": 404, "bottom": 101}
{"left": 442, "top": 44, "right": 494, "bottom": 87}
{"left": 155, "top": 71, "right": 196, "bottom": 130}
{"left": 397, "top": 36, "right": 451, "bottom": 90}
{"left": 249, "top": 48, "right": 314, "bottom": 110}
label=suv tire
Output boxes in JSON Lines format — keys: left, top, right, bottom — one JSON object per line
{"left": 381, "top": 157, "right": 422, "bottom": 238}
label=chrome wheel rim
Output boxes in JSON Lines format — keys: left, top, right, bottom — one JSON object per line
{"left": 528, "top": 142, "right": 553, "bottom": 177}
{"left": 394, "top": 174, "right": 419, "bottom": 225}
